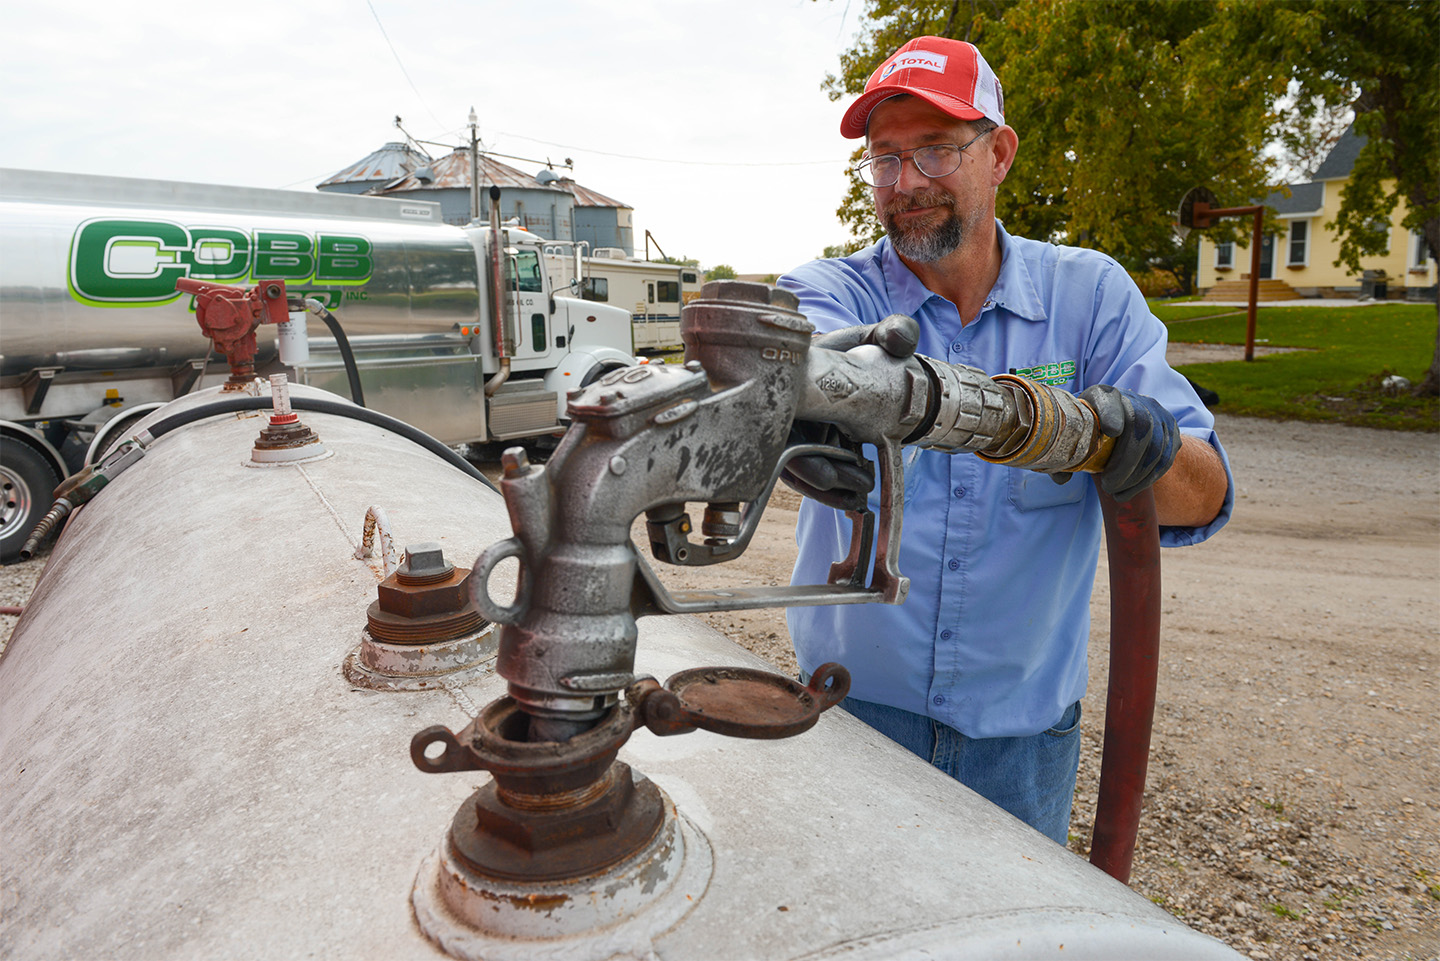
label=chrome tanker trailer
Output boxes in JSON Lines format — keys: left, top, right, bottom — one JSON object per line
{"left": 0, "top": 282, "right": 1242, "bottom": 959}
{"left": 0, "top": 168, "right": 636, "bottom": 560}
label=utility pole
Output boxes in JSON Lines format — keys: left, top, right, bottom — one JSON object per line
{"left": 469, "top": 107, "right": 480, "bottom": 222}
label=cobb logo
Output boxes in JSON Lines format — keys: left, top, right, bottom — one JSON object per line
{"left": 881, "top": 50, "right": 948, "bottom": 78}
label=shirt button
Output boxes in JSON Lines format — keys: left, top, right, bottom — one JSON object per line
{"left": 933, "top": 695, "right": 944, "bottom": 706}
{"left": 951, "top": 342, "right": 963, "bottom": 352}
{"left": 953, "top": 487, "right": 965, "bottom": 498}
{"left": 940, "top": 630, "right": 952, "bottom": 640}
{"left": 947, "top": 558, "right": 960, "bottom": 571}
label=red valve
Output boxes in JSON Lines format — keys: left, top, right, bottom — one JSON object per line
{"left": 175, "top": 278, "right": 290, "bottom": 384}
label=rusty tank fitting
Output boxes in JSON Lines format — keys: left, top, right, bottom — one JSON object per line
{"left": 344, "top": 542, "right": 496, "bottom": 691}
{"left": 409, "top": 665, "right": 849, "bottom": 953}
{"left": 250, "top": 374, "right": 327, "bottom": 464}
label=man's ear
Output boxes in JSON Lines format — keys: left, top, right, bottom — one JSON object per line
{"left": 990, "top": 126, "right": 1019, "bottom": 186}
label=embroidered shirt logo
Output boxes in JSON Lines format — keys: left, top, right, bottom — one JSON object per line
{"left": 881, "top": 51, "right": 949, "bottom": 78}
{"left": 1011, "top": 360, "right": 1076, "bottom": 387}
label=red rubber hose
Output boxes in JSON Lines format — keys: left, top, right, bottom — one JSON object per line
{"left": 1089, "top": 483, "right": 1161, "bottom": 884}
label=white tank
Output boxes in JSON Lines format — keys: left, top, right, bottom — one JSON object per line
{"left": 0, "top": 386, "right": 1239, "bottom": 960}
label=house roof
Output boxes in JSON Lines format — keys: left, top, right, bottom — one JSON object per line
{"left": 1313, "top": 126, "right": 1366, "bottom": 181}
{"left": 1262, "top": 180, "right": 1325, "bottom": 216}
{"left": 317, "top": 142, "right": 430, "bottom": 189}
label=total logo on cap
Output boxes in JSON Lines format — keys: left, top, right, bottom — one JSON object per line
{"left": 881, "top": 50, "right": 949, "bottom": 78}
{"left": 841, "top": 36, "right": 1005, "bottom": 139}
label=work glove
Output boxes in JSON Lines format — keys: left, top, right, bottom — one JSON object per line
{"left": 1070, "top": 384, "right": 1182, "bottom": 502}
{"left": 780, "top": 314, "right": 920, "bottom": 511}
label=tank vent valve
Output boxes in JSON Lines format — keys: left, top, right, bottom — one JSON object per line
{"left": 251, "top": 374, "right": 326, "bottom": 464}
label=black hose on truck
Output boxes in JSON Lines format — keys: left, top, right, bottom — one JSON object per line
{"left": 19, "top": 395, "right": 498, "bottom": 559}
{"left": 300, "top": 299, "right": 367, "bottom": 408}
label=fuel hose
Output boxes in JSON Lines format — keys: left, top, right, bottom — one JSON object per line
{"left": 302, "top": 300, "right": 367, "bottom": 408}
{"left": 20, "top": 396, "right": 499, "bottom": 560}
{"left": 1088, "top": 482, "right": 1162, "bottom": 885}
{"left": 136, "top": 396, "right": 496, "bottom": 490}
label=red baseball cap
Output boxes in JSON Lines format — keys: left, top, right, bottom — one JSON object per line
{"left": 840, "top": 37, "right": 1005, "bottom": 139}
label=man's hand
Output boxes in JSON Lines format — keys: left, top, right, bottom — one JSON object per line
{"left": 780, "top": 314, "right": 920, "bottom": 510}
{"left": 1079, "top": 384, "right": 1181, "bottom": 502}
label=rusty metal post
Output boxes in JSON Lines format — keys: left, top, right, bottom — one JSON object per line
{"left": 1089, "top": 483, "right": 1162, "bottom": 885}
{"left": 1245, "top": 208, "right": 1264, "bottom": 361}
{"left": 1193, "top": 201, "right": 1265, "bottom": 362}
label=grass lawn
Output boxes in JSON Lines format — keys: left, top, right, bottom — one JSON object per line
{"left": 1152, "top": 302, "right": 1439, "bottom": 431}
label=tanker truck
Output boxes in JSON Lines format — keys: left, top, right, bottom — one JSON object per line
{"left": 0, "top": 167, "right": 637, "bottom": 561}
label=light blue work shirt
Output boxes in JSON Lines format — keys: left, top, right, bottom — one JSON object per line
{"left": 779, "top": 223, "right": 1233, "bottom": 739}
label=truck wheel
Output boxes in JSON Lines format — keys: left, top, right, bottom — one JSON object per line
{"left": 1, "top": 441, "right": 61, "bottom": 564}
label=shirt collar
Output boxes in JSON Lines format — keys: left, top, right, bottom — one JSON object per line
{"left": 879, "top": 220, "right": 1049, "bottom": 323}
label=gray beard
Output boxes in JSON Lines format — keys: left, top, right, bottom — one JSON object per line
{"left": 886, "top": 210, "right": 966, "bottom": 262}
{"left": 883, "top": 191, "right": 969, "bottom": 262}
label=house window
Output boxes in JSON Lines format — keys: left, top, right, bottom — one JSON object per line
{"left": 1412, "top": 230, "right": 1433, "bottom": 271}
{"left": 1287, "top": 220, "right": 1308, "bottom": 266}
{"left": 1215, "top": 241, "right": 1234, "bottom": 270}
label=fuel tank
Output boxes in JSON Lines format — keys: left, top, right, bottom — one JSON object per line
{"left": 0, "top": 385, "right": 1239, "bottom": 960}
{"left": 0, "top": 168, "right": 484, "bottom": 381}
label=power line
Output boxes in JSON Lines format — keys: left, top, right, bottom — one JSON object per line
{"left": 365, "top": 0, "right": 446, "bottom": 131}
{"left": 495, "top": 131, "right": 838, "bottom": 168}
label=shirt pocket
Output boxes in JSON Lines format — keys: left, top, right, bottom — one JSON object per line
{"left": 1007, "top": 468, "right": 1087, "bottom": 512}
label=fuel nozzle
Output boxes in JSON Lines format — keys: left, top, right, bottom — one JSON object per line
{"left": 19, "top": 437, "right": 149, "bottom": 560}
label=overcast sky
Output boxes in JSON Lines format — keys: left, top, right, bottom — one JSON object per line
{"left": 1, "top": 0, "right": 870, "bottom": 275}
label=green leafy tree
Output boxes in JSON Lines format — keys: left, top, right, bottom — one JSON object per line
{"left": 825, "top": 0, "right": 1439, "bottom": 393}
{"left": 1224, "top": 0, "right": 1439, "bottom": 395}
{"left": 826, "top": 1, "right": 1280, "bottom": 279}
{"left": 705, "top": 264, "right": 738, "bottom": 280}
{"left": 657, "top": 255, "right": 702, "bottom": 267}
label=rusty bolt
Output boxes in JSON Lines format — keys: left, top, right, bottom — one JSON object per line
{"left": 399, "top": 542, "right": 451, "bottom": 582}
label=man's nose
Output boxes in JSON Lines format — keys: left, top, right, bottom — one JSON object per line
{"left": 893, "top": 156, "right": 933, "bottom": 192}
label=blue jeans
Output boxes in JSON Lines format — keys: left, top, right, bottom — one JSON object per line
{"left": 841, "top": 695, "right": 1083, "bottom": 845}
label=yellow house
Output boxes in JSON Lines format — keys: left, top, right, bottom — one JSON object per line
{"left": 1196, "top": 128, "right": 1437, "bottom": 301}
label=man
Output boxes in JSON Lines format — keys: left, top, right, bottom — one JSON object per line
{"left": 780, "top": 36, "right": 1232, "bottom": 844}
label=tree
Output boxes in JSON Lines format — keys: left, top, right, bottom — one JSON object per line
{"left": 658, "top": 255, "right": 701, "bottom": 267}
{"left": 1226, "top": 1, "right": 1439, "bottom": 395}
{"left": 705, "top": 264, "right": 738, "bottom": 280}
{"left": 825, "top": 0, "right": 1440, "bottom": 392}
{"left": 825, "top": 1, "right": 1283, "bottom": 276}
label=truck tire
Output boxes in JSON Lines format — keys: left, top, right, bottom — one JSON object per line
{"left": 1, "top": 440, "right": 61, "bottom": 564}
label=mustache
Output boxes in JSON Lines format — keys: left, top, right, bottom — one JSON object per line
{"left": 881, "top": 187, "right": 956, "bottom": 218}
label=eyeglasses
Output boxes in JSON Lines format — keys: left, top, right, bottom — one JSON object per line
{"left": 853, "top": 130, "right": 992, "bottom": 187}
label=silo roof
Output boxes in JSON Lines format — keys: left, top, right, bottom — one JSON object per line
{"left": 371, "top": 149, "right": 572, "bottom": 194}
{"left": 565, "top": 181, "right": 630, "bottom": 209}
{"left": 317, "top": 142, "right": 431, "bottom": 189}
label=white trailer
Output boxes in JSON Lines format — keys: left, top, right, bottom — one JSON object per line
{"left": 545, "top": 246, "right": 703, "bottom": 353}
{"left": 0, "top": 168, "right": 637, "bottom": 560}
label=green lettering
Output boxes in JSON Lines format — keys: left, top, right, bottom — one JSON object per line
{"left": 182, "top": 227, "right": 250, "bottom": 280}
{"left": 254, "top": 231, "right": 315, "bottom": 280}
{"left": 315, "top": 234, "right": 373, "bottom": 283}
{"left": 69, "top": 218, "right": 191, "bottom": 304}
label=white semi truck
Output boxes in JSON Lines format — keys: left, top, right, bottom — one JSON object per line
{"left": 0, "top": 168, "right": 637, "bottom": 561}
